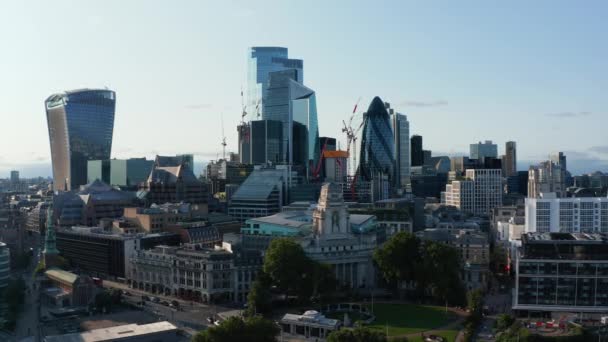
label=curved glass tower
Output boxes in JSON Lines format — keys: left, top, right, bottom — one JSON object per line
{"left": 46, "top": 89, "right": 116, "bottom": 191}
{"left": 359, "top": 96, "right": 395, "bottom": 182}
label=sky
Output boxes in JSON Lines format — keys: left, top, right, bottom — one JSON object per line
{"left": 0, "top": 0, "right": 607, "bottom": 177}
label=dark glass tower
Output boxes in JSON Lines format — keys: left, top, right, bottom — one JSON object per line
{"left": 250, "top": 120, "right": 283, "bottom": 164}
{"left": 46, "top": 89, "right": 116, "bottom": 191}
{"left": 411, "top": 135, "right": 423, "bottom": 167}
{"left": 359, "top": 96, "right": 396, "bottom": 182}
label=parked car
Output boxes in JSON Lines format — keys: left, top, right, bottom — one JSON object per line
{"left": 151, "top": 297, "right": 160, "bottom": 303}
{"left": 122, "top": 291, "right": 132, "bottom": 296}
{"left": 171, "top": 300, "right": 179, "bottom": 307}
{"left": 142, "top": 295, "right": 150, "bottom": 301}
{"left": 161, "top": 301, "right": 169, "bottom": 306}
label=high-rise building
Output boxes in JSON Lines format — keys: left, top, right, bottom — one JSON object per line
{"left": 319, "top": 137, "right": 337, "bottom": 151}
{"left": 87, "top": 158, "right": 154, "bottom": 188}
{"left": 237, "top": 123, "right": 251, "bottom": 164}
{"left": 550, "top": 152, "right": 567, "bottom": 172}
{"left": 263, "top": 69, "right": 319, "bottom": 171}
{"left": 0, "top": 242, "right": 10, "bottom": 289}
{"left": 503, "top": 141, "right": 517, "bottom": 177}
{"left": 391, "top": 112, "right": 410, "bottom": 190}
{"left": 249, "top": 120, "right": 283, "bottom": 164}
{"left": 411, "top": 135, "right": 423, "bottom": 167}
{"left": 247, "top": 47, "right": 303, "bottom": 118}
{"left": 10, "top": 171, "right": 19, "bottom": 183}
{"left": 442, "top": 169, "right": 503, "bottom": 216}
{"left": 525, "top": 196, "right": 608, "bottom": 233}
{"left": 528, "top": 160, "right": 566, "bottom": 198}
{"left": 46, "top": 89, "right": 116, "bottom": 191}
{"left": 359, "top": 97, "right": 395, "bottom": 185}
{"left": 470, "top": 140, "right": 498, "bottom": 160}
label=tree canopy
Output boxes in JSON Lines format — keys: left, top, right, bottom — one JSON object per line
{"left": 192, "top": 316, "right": 279, "bottom": 342}
{"left": 327, "top": 326, "right": 387, "bottom": 342}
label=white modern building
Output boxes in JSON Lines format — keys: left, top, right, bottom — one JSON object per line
{"left": 442, "top": 169, "right": 502, "bottom": 216}
{"left": 525, "top": 195, "right": 608, "bottom": 233}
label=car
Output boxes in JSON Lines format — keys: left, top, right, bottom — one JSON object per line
{"left": 171, "top": 300, "right": 179, "bottom": 307}
{"left": 151, "top": 297, "right": 160, "bottom": 303}
{"left": 160, "top": 301, "right": 169, "bottom": 306}
{"left": 206, "top": 317, "right": 214, "bottom": 324}
{"left": 122, "top": 291, "right": 132, "bottom": 296}
{"left": 142, "top": 295, "right": 150, "bottom": 301}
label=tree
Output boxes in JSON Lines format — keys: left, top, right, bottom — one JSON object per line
{"left": 420, "top": 241, "right": 466, "bottom": 306}
{"left": 327, "top": 326, "right": 387, "bottom": 342}
{"left": 192, "top": 316, "right": 279, "bottom": 342}
{"left": 2, "top": 277, "right": 26, "bottom": 330}
{"left": 263, "top": 238, "right": 312, "bottom": 299}
{"left": 495, "top": 313, "right": 515, "bottom": 332}
{"left": 311, "top": 261, "right": 337, "bottom": 300}
{"left": 246, "top": 272, "right": 273, "bottom": 317}
{"left": 373, "top": 232, "right": 421, "bottom": 291}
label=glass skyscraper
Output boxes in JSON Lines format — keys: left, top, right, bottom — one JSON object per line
{"left": 391, "top": 111, "right": 410, "bottom": 190}
{"left": 264, "top": 69, "right": 319, "bottom": 173}
{"left": 46, "top": 89, "right": 116, "bottom": 191}
{"left": 247, "top": 47, "right": 303, "bottom": 118}
{"left": 359, "top": 96, "right": 396, "bottom": 183}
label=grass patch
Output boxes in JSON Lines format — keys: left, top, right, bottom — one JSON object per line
{"left": 325, "top": 310, "right": 368, "bottom": 323}
{"left": 366, "top": 303, "right": 454, "bottom": 337}
{"left": 407, "top": 329, "right": 460, "bottom": 342}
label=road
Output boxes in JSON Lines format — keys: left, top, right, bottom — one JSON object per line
{"left": 13, "top": 248, "right": 41, "bottom": 342}
{"left": 102, "top": 279, "right": 233, "bottom": 329}
{"left": 475, "top": 292, "right": 512, "bottom": 342}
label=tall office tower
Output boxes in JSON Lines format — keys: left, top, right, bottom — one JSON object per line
{"left": 9, "top": 171, "right": 19, "bottom": 183}
{"left": 525, "top": 196, "right": 608, "bottom": 233}
{"left": 46, "top": 89, "right": 116, "bottom": 191}
{"left": 247, "top": 47, "right": 303, "bottom": 118}
{"left": 503, "top": 141, "right": 517, "bottom": 177}
{"left": 237, "top": 123, "right": 251, "bottom": 164}
{"left": 391, "top": 112, "right": 410, "bottom": 190}
{"left": 411, "top": 135, "right": 423, "bottom": 167}
{"left": 442, "top": 169, "right": 503, "bottom": 216}
{"left": 359, "top": 96, "right": 395, "bottom": 184}
{"left": 249, "top": 120, "right": 283, "bottom": 164}
{"left": 263, "top": 69, "right": 319, "bottom": 171}
{"left": 527, "top": 160, "right": 566, "bottom": 198}
{"left": 550, "top": 152, "right": 567, "bottom": 172}
{"left": 319, "top": 137, "right": 337, "bottom": 151}
{"left": 470, "top": 140, "right": 498, "bottom": 160}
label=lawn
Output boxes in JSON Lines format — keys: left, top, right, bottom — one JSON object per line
{"left": 325, "top": 310, "right": 369, "bottom": 323}
{"left": 407, "top": 329, "right": 460, "bottom": 342}
{"left": 365, "top": 303, "right": 455, "bottom": 337}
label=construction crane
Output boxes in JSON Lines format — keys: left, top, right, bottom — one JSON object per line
{"left": 220, "top": 113, "right": 227, "bottom": 160}
{"left": 240, "top": 87, "right": 247, "bottom": 123}
{"left": 342, "top": 97, "right": 363, "bottom": 175}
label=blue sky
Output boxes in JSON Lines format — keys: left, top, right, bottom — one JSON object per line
{"left": 0, "top": 0, "right": 607, "bottom": 177}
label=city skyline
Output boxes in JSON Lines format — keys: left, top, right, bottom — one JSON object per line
{"left": 1, "top": 1, "right": 608, "bottom": 177}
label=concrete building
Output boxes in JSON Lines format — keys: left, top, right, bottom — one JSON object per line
{"left": 56, "top": 227, "right": 180, "bottom": 278}
{"left": 513, "top": 232, "right": 608, "bottom": 314}
{"left": 470, "top": 140, "right": 498, "bottom": 160}
{"left": 301, "top": 183, "right": 377, "bottom": 289}
{"left": 525, "top": 195, "right": 608, "bottom": 233}
{"left": 503, "top": 141, "right": 517, "bottom": 177}
{"left": 52, "top": 180, "right": 137, "bottom": 228}
{"left": 43, "top": 268, "right": 97, "bottom": 307}
{"left": 528, "top": 160, "right": 566, "bottom": 198}
{"left": 280, "top": 310, "right": 340, "bottom": 340}
{"left": 43, "top": 321, "right": 179, "bottom": 342}
{"left": 139, "top": 155, "right": 208, "bottom": 207}
{"left": 442, "top": 169, "right": 502, "bottom": 216}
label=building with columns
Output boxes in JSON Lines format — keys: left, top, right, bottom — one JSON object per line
{"left": 300, "top": 183, "right": 377, "bottom": 289}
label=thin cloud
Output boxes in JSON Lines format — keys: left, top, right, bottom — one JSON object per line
{"left": 589, "top": 145, "right": 608, "bottom": 154}
{"left": 545, "top": 111, "right": 590, "bottom": 118}
{"left": 185, "top": 104, "right": 213, "bottom": 110}
{"left": 400, "top": 100, "right": 448, "bottom": 108}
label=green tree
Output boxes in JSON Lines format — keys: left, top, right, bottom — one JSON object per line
{"left": 495, "top": 313, "right": 515, "bottom": 332}
{"left": 311, "top": 261, "right": 337, "bottom": 300}
{"left": 327, "top": 326, "right": 387, "bottom": 342}
{"left": 373, "top": 232, "right": 421, "bottom": 291}
{"left": 246, "top": 272, "right": 273, "bottom": 317}
{"left": 421, "top": 241, "right": 466, "bottom": 306}
{"left": 263, "top": 238, "right": 312, "bottom": 299}
{"left": 2, "top": 277, "right": 26, "bottom": 330}
{"left": 192, "top": 316, "right": 279, "bottom": 342}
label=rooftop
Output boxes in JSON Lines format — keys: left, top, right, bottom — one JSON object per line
{"left": 44, "top": 321, "right": 177, "bottom": 342}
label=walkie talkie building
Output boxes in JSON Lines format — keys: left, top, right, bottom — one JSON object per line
{"left": 46, "top": 89, "right": 116, "bottom": 191}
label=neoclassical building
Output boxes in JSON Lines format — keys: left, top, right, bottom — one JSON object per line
{"left": 300, "top": 183, "right": 377, "bottom": 289}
